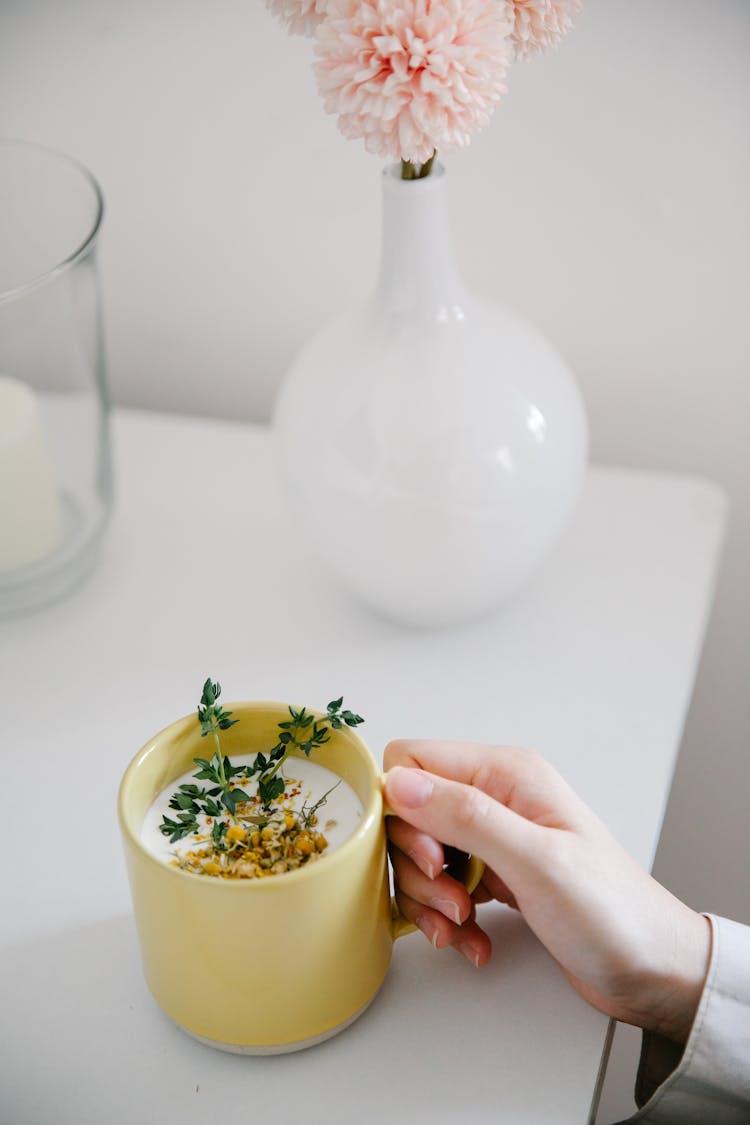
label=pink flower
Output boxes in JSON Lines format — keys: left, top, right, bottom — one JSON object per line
{"left": 265, "top": 0, "right": 328, "bottom": 36}
{"left": 314, "top": 0, "right": 513, "bottom": 165}
{"left": 506, "top": 0, "right": 582, "bottom": 59}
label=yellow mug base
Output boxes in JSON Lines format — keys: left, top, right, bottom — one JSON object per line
{"left": 176, "top": 995, "right": 376, "bottom": 1055}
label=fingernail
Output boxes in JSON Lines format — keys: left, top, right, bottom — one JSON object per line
{"left": 387, "top": 767, "right": 433, "bottom": 809}
{"left": 409, "top": 850, "right": 437, "bottom": 880}
{"left": 416, "top": 915, "right": 440, "bottom": 948}
{"left": 458, "top": 942, "right": 482, "bottom": 969}
{"left": 431, "top": 897, "right": 461, "bottom": 925}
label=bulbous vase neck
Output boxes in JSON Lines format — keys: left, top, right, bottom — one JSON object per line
{"left": 375, "top": 163, "right": 468, "bottom": 317}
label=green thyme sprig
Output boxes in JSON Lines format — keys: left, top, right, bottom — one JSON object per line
{"left": 159, "top": 680, "right": 364, "bottom": 844}
{"left": 246, "top": 698, "right": 364, "bottom": 807}
{"left": 159, "top": 680, "right": 248, "bottom": 843}
{"left": 197, "top": 677, "right": 242, "bottom": 796}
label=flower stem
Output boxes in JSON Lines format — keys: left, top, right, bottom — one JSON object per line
{"left": 400, "top": 152, "right": 436, "bottom": 181}
{"left": 263, "top": 752, "right": 286, "bottom": 783}
{"left": 212, "top": 730, "right": 227, "bottom": 786}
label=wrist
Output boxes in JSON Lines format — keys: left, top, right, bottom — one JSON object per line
{"left": 643, "top": 910, "right": 712, "bottom": 1044}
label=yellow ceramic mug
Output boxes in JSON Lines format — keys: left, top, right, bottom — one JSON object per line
{"left": 119, "top": 701, "right": 484, "bottom": 1054}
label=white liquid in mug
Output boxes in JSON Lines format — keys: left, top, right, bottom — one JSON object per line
{"left": 141, "top": 754, "right": 363, "bottom": 875}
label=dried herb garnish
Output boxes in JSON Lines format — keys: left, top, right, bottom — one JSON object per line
{"left": 157, "top": 678, "right": 364, "bottom": 880}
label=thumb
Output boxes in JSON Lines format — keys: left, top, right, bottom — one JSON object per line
{"left": 385, "top": 766, "right": 538, "bottom": 877}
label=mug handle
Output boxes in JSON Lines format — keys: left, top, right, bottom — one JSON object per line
{"left": 381, "top": 776, "right": 486, "bottom": 941}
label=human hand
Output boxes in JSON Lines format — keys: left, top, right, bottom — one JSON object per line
{"left": 384, "top": 741, "right": 711, "bottom": 1044}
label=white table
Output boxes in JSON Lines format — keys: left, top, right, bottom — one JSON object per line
{"left": 0, "top": 409, "right": 726, "bottom": 1124}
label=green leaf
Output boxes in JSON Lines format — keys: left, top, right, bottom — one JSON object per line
{"left": 170, "top": 793, "right": 200, "bottom": 811}
{"left": 258, "top": 776, "right": 285, "bottom": 808}
{"left": 327, "top": 697, "right": 343, "bottom": 712}
{"left": 195, "top": 766, "right": 218, "bottom": 782}
{"left": 159, "top": 812, "right": 198, "bottom": 843}
{"left": 222, "top": 788, "right": 249, "bottom": 815}
{"left": 178, "top": 783, "right": 207, "bottom": 797}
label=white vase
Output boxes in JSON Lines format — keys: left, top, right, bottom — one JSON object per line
{"left": 273, "top": 163, "right": 588, "bottom": 628}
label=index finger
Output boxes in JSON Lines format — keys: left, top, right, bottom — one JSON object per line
{"left": 383, "top": 740, "right": 591, "bottom": 830}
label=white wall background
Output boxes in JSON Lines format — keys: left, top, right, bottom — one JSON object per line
{"left": 1, "top": 1, "right": 748, "bottom": 1117}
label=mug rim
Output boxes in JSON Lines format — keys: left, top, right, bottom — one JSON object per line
{"left": 118, "top": 700, "right": 384, "bottom": 891}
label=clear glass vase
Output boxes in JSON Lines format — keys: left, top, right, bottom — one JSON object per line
{"left": 0, "top": 140, "right": 113, "bottom": 615}
{"left": 274, "top": 163, "right": 588, "bottom": 628}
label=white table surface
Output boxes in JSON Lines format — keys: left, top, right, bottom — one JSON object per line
{"left": 0, "top": 408, "right": 727, "bottom": 1125}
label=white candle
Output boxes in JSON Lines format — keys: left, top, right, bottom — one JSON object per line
{"left": 0, "top": 374, "right": 63, "bottom": 571}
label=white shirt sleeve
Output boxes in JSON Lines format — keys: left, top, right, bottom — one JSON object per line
{"left": 617, "top": 914, "right": 750, "bottom": 1123}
